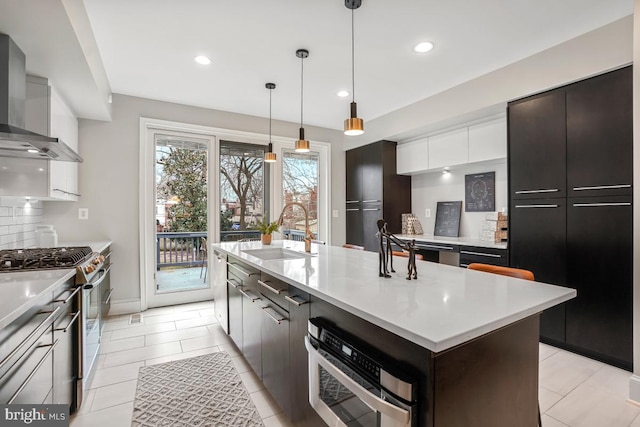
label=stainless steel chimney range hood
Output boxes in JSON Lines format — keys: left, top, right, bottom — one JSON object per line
{"left": 0, "top": 34, "right": 82, "bottom": 162}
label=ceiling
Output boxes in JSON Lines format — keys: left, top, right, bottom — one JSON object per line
{"left": 0, "top": 1, "right": 634, "bottom": 132}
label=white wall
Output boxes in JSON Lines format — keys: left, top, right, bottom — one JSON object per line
{"left": 410, "top": 160, "right": 507, "bottom": 238}
{"left": 42, "top": 94, "right": 344, "bottom": 309}
{"left": 345, "top": 15, "right": 633, "bottom": 149}
{"left": 0, "top": 198, "right": 42, "bottom": 249}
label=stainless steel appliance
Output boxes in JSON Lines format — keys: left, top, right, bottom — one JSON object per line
{"left": 306, "top": 318, "right": 418, "bottom": 427}
{"left": 0, "top": 35, "right": 82, "bottom": 162}
{"left": 0, "top": 245, "right": 108, "bottom": 412}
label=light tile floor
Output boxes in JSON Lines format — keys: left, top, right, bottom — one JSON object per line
{"left": 70, "top": 301, "right": 640, "bottom": 427}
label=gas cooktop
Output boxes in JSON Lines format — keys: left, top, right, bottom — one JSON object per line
{"left": 0, "top": 246, "right": 93, "bottom": 272}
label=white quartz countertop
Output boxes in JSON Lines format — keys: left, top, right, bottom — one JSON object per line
{"left": 212, "top": 240, "right": 575, "bottom": 352}
{"left": 0, "top": 240, "right": 112, "bottom": 329}
{"left": 0, "top": 269, "right": 76, "bottom": 329}
{"left": 393, "top": 234, "right": 508, "bottom": 250}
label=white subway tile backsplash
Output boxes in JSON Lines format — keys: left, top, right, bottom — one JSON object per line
{"left": 0, "top": 198, "right": 42, "bottom": 250}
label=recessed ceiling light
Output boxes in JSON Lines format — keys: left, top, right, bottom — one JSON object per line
{"left": 38, "top": 168, "right": 44, "bottom": 172}
{"left": 337, "top": 90, "right": 349, "bottom": 98}
{"left": 194, "top": 55, "right": 211, "bottom": 65}
{"left": 414, "top": 42, "right": 434, "bottom": 54}
{"left": 27, "top": 149, "right": 39, "bottom": 153}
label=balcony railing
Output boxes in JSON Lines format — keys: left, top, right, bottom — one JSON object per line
{"left": 156, "top": 230, "right": 262, "bottom": 269}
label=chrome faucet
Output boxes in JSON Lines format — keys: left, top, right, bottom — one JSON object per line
{"left": 276, "top": 202, "right": 315, "bottom": 253}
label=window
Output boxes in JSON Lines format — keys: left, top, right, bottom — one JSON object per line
{"left": 219, "top": 141, "right": 268, "bottom": 241}
{"left": 280, "top": 149, "right": 319, "bottom": 239}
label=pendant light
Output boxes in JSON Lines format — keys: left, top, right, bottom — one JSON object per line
{"left": 344, "top": 0, "right": 364, "bottom": 136}
{"left": 295, "top": 49, "right": 310, "bottom": 153}
{"left": 264, "top": 83, "right": 277, "bottom": 163}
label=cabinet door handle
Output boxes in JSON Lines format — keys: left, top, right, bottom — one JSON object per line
{"left": 514, "top": 189, "right": 559, "bottom": 194}
{"left": 573, "top": 184, "right": 631, "bottom": 191}
{"left": 514, "top": 204, "right": 559, "bottom": 208}
{"left": 8, "top": 339, "right": 59, "bottom": 404}
{"left": 228, "top": 263, "right": 258, "bottom": 278}
{"left": 53, "top": 286, "right": 82, "bottom": 304}
{"left": 262, "top": 306, "right": 287, "bottom": 324}
{"left": 362, "top": 200, "right": 381, "bottom": 203}
{"left": 55, "top": 312, "right": 81, "bottom": 333}
{"left": 285, "top": 294, "right": 309, "bottom": 306}
{"left": 573, "top": 202, "right": 632, "bottom": 207}
{"left": 226, "top": 279, "right": 240, "bottom": 289}
{"left": 415, "top": 244, "right": 454, "bottom": 251}
{"left": 346, "top": 200, "right": 360, "bottom": 204}
{"left": 460, "top": 250, "right": 501, "bottom": 258}
{"left": 258, "top": 279, "right": 283, "bottom": 294}
{"left": 104, "top": 288, "right": 114, "bottom": 304}
{"left": 346, "top": 208, "right": 360, "bottom": 212}
{"left": 238, "top": 288, "right": 261, "bottom": 302}
{"left": 460, "top": 263, "right": 470, "bottom": 268}
{"left": 0, "top": 306, "right": 61, "bottom": 372}
{"left": 362, "top": 208, "right": 380, "bottom": 211}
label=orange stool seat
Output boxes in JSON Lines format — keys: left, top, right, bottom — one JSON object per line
{"left": 467, "top": 263, "right": 534, "bottom": 281}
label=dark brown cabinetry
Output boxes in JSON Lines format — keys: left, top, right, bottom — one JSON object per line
{"left": 458, "top": 246, "right": 508, "bottom": 268}
{"left": 509, "top": 199, "right": 567, "bottom": 343}
{"left": 508, "top": 66, "right": 633, "bottom": 369}
{"left": 565, "top": 196, "right": 633, "bottom": 367}
{"left": 566, "top": 66, "right": 633, "bottom": 198}
{"left": 508, "top": 90, "right": 567, "bottom": 199}
{"left": 345, "top": 140, "right": 411, "bottom": 251}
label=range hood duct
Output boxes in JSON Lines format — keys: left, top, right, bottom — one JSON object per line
{"left": 0, "top": 34, "right": 82, "bottom": 162}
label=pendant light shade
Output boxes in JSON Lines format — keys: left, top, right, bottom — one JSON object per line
{"left": 344, "top": 0, "right": 364, "bottom": 136}
{"left": 295, "top": 49, "right": 311, "bottom": 153}
{"left": 264, "top": 83, "right": 277, "bottom": 163}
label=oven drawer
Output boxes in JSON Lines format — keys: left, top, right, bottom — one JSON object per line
{"left": 459, "top": 246, "right": 508, "bottom": 268}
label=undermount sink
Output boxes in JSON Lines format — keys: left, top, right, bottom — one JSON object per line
{"left": 241, "top": 247, "right": 315, "bottom": 261}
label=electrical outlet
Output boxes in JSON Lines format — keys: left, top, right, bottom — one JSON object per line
{"left": 332, "top": 209, "right": 339, "bottom": 218}
{"left": 425, "top": 209, "right": 431, "bottom": 218}
{"left": 78, "top": 208, "right": 89, "bottom": 220}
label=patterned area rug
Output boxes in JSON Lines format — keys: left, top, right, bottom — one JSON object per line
{"left": 131, "top": 351, "right": 264, "bottom": 427}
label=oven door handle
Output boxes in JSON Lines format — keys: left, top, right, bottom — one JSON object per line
{"left": 84, "top": 264, "right": 112, "bottom": 289}
{"left": 304, "top": 336, "right": 411, "bottom": 426}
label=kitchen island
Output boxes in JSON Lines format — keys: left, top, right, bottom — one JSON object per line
{"left": 212, "top": 240, "right": 575, "bottom": 427}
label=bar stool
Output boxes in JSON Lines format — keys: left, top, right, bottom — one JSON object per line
{"left": 342, "top": 244, "right": 365, "bottom": 250}
{"left": 466, "top": 263, "right": 541, "bottom": 426}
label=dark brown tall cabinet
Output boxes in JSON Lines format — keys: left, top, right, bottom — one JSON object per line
{"left": 509, "top": 66, "right": 633, "bottom": 370}
{"left": 345, "top": 140, "right": 411, "bottom": 251}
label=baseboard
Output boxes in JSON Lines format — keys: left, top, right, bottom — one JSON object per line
{"left": 108, "top": 298, "right": 142, "bottom": 315}
{"left": 629, "top": 375, "right": 640, "bottom": 403}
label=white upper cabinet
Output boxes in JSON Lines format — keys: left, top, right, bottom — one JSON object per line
{"left": 397, "top": 137, "right": 429, "bottom": 175}
{"left": 428, "top": 127, "right": 469, "bottom": 169}
{"left": 396, "top": 116, "right": 507, "bottom": 175}
{"left": 468, "top": 118, "right": 507, "bottom": 163}
{"left": 49, "top": 86, "right": 79, "bottom": 201}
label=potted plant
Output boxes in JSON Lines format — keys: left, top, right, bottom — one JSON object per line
{"left": 255, "top": 218, "right": 279, "bottom": 245}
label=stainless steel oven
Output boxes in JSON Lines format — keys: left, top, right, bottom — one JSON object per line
{"left": 305, "top": 318, "right": 418, "bottom": 427}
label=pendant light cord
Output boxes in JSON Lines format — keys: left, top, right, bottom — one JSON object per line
{"left": 351, "top": 7, "right": 355, "bottom": 103}
{"left": 269, "top": 87, "right": 272, "bottom": 143}
{"left": 300, "top": 55, "right": 304, "bottom": 128}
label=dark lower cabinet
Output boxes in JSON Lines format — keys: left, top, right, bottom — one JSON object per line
{"left": 261, "top": 304, "right": 290, "bottom": 415}
{"left": 509, "top": 198, "right": 567, "bottom": 343}
{"left": 227, "top": 279, "right": 243, "bottom": 350}
{"left": 566, "top": 196, "right": 633, "bottom": 369}
{"left": 241, "top": 286, "right": 263, "bottom": 378}
{"left": 345, "top": 207, "right": 362, "bottom": 247}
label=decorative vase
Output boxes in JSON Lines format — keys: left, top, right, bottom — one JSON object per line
{"left": 261, "top": 234, "right": 272, "bottom": 245}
